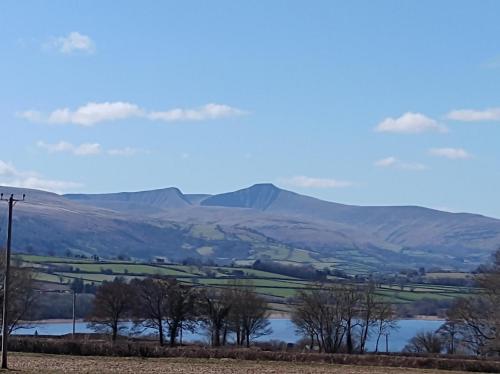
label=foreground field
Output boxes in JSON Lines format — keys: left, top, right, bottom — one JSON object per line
{"left": 6, "top": 353, "right": 480, "bottom": 374}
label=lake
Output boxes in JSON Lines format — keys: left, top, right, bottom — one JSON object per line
{"left": 14, "top": 319, "right": 444, "bottom": 352}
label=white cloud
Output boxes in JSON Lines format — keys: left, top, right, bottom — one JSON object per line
{"left": 446, "top": 107, "right": 500, "bottom": 122}
{"left": 375, "top": 112, "right": 447, "bottom": 134}
{"left": 429, "top": 147, "right": 471, "bottom": 160}
{"left": 37, "top": 141, "right": 101, "bottom": 156}
{"left": 46, "top": 102, "right": 143, "bottom": 126}
{"left": 280, "top": 176, "right": 353, "bottom": 189}
{"left": 0, "top": 160, "right": 18, "bottom": 177}
{"left": 51, "top": 32, "right": 95, "bottom": 54}
{"left": 20, "top": 102, "right": 245, "bottom": 126}
{"left": 37, "top": 141, "right": 147, "bottom": 157}
{"left": 149, "top": 103, "right": 246, "bottom": 122}
{"left": 374, "top": 157, "right": 427, "bottom": 170}
{"left": 15, "top": 177, "right": 82, "bottom": 191}
{"left": 0, "top": 160, "right": 81, "bottom": 193}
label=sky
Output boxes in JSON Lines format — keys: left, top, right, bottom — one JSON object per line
{"left": 1, "top": 0, "right": 500, "bottom": 218}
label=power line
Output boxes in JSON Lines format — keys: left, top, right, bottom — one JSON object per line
{"left": 0, "top": 193, "right": 25, "bottom": 369}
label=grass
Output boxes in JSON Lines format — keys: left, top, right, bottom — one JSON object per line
{"left": 22, "top": 254, "right": 476, "bottom": 304}
{"left": 17, "top": 254, "right": 91, "bottom": 264}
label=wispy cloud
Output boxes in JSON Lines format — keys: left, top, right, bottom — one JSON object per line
{"left": 429, "top": 147, "right": 471, "bottom": 160}
{"left": 374, "top": 157, "right": 427, "bottom": 171}
{"left": 48, "top": 32, "right": 95, "bottom": 54}
{"left": 19, "top": 102, "right": 245, "bottom": 126}
{"left": 37, "top": 141, "right": 101, "bottom": 156}
{"left": 446, "top": 107, "right": 500, "bottom": 122}
{"left": 375, "top": 112, "right": 447, "bottom": 134}
{"left": 0, "top": 160, "right": 81, "bottom": 193}
{"left": 37, "top": 141, "right": 146, "bottom": 157}
{"left": 107, "top": 147, "right": 147, "bottom": 156}
{"left": 280, "top": 176, "right": 353, "bottom": 189}
{"left": 149, "top": 104, "right": 246, "bottom": 122}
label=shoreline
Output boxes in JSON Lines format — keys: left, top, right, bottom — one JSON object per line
{"left": 24, "top": 315, "right": 445, "bottom": 325}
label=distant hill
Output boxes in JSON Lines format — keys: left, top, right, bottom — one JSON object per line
{"left": 65, "top": 187, "right": 192, "bottom": 213}
{"left": 0, "top": 183, "right": 498, "bottom": 273}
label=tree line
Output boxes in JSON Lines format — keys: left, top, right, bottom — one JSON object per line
{"left": 86, "top": 278, "right": 272, "bottom": 347}
{"left": 291, "top": 283, "right": 397, "bottom": 353}
{"left": 401, "top": 249, "right": 500, "bottom": 356}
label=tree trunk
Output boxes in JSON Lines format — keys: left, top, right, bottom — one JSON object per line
{"left": 111, "top": 323, "right": 118, "bottom": 342}
{"left": 222, "top": 326, "right": 227, "bottom": 346}
{"left": 213, "top": 326, "right": 221, "bottom": 347}
{"left": 169, "top": 323, "right": 178, "bottom": 347}
{"left": 159, "top": 320, "right": 164, "bottom": 346}
{"left": 375, "top": 332, "right": 382, "bottom": 353}
{"left": 346, "top": 319, "right": 353, "bottom": 354}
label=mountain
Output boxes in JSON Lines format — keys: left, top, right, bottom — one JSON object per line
{"left": 201, "top": 184, "right": 500, "bottom": 261}
{"left": 65, "top": 187, "right": 191, "bottom": 213}
{"left": 201, "top": 183, "right": 282, "bottom": 210}
{"left": 0, "top": 183, "right": 499, "bottom": 272}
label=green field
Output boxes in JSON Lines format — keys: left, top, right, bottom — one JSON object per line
{"left": 18, "top": 254, "right": 474, "bottom": 306}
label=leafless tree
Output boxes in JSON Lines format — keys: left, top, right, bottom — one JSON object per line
{"left": 292, "top": 283, "right": 397, "bottom": 354}
{"left": 0, "top": 255, "right": 37, "bottom": 335}
{"left": 87, "top": 277, "right": 135, "bottom": 342}
{"left": 163, "top": 279, "right": 197, "bottom": 347}
{"left": 131, "top": 277, "right": 170, "bottom": 346}
{"left": 199, "top": 287, "right": 233, "bottom": 346}
{"left": 404, "top": 330, "right": 444, "bottom": 353}
{"left": 446, "top": 249, "right": 500, "bottom": 355}
{"left": 373, "top": 301, "right": 398, "bottom": 353}
{"left": 358, "top": 283, "right": 378, "bottom": 354}
{"left": 292, "top": 286, "right": 346, "bottom": 353}
{"left": 228, "top": 283, "right": 271, "bottom": 348}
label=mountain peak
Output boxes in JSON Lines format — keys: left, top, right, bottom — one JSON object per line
{"left": 64, "top": 187, "right": 191, "bottom": 212}
{"left": 201, "top": 183, "right": 282, "bottom": 210}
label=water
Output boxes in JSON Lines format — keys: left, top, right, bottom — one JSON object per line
{"left": 14, "top": 319, "right": 444, "bottom": 352}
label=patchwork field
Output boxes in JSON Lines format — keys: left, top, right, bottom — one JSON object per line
{"left": 17, "top": 254, "right": 475, "bottom": 307}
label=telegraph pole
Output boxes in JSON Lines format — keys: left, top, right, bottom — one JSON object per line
{"left": 1, "top": 193, "right": 25, "bottom": 369}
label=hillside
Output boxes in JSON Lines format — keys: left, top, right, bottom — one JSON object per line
{"left": 0, "top": 184, "right": 499, "bottom": 272}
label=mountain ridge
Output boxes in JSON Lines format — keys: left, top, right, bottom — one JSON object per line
{"left": 0, "top": 183, "right": 498, "bottom": 272}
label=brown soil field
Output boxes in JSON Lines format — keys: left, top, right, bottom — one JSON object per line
{"left": 3, "top": 353, "right": 486, "bottom": 374}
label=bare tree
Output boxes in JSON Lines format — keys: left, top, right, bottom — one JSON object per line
{"left": 292, "top": 286, "right": 346, "bottom": 353}
{"left": 163, "top": 279, "right": 197, "bottom": 347}
{"left": 404, "top": 330, "right": 444, "bottom": 353}
{"left": 293, "top": 283, "right": 397, "bottom": 354}
{"left": 358, "top": 283, "right": 378, "bottom": 354}
{"left": 373, "top": 301, "right": 398, "bottom": 353}
{"left": 131, "top": 277, "right": 169, "bottom": 346}
{"left": 0, "top": 255, "right": 37, "bottom": 335}
{"left": 87, "top": 277, "right": 135, "bottom": 342}
{"left": 338, "top": 285, "right": 361, "bottom": 354}
{"left": 445, "top": 249, "right": 500, "bottom": 355}
{"left": 199, "top": 287, "right": 233, "bottom": 346}
{"left": 228, "top": 283, "right": 271, "bottom": 348}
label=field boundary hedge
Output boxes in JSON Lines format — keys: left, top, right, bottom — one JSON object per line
{"left": 8, "top": 337, "right": 500, "bottom": 373}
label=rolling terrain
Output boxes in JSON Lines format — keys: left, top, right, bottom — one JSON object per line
{"left": 1, "top": 183, "right": 499, "bottom": 272}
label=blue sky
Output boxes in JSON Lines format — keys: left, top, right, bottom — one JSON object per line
{"left": 1, "top": 1, "right": 500, "bottom": 217}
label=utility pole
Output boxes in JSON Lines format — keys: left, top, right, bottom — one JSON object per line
{"left": 1, "top": 193, "right": 25, "bottom": 369}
